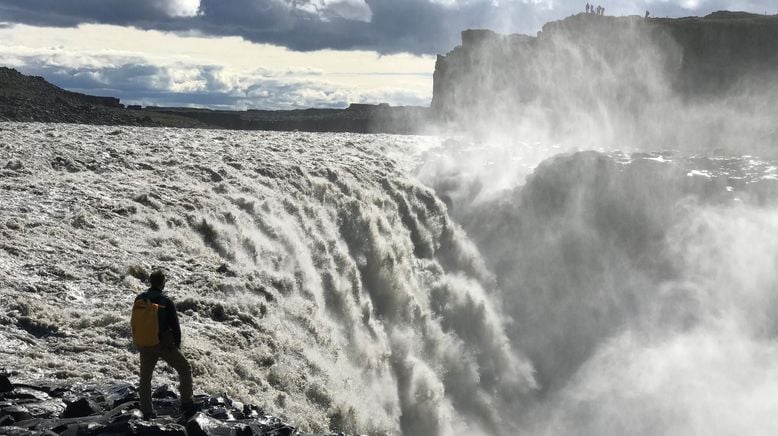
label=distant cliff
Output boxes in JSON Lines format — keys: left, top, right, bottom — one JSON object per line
{"left": 431, "top": 11, "right": 778, "bottom": 148}
{"left": 0, "top": 67, "right": 430, "bottom": 134}
{"left": 0, "top": 67, "right": 183, "bottom": 127}
{"left": 143, "top": 103, "right": 430, "bottom": 134}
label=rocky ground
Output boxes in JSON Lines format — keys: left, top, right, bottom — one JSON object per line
{"left": 0, "top": 372, "right": 349, "bottom": 435}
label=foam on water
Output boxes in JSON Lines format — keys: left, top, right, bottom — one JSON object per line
{"left": 2, "top": 122, "right": 778, "bottom": 435}
{"left": 0, "top": 123, "right": 532, "bottom": 434}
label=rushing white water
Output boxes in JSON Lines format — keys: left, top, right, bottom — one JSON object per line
{"left": 2, "top": 122, "right": 778, "bottom": 435}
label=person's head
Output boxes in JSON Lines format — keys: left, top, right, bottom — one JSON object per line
{"left": 149, "top": 270, "right": 166, "bottom": 291}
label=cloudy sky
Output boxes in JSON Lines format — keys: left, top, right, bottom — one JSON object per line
{"left": 0, "top": 0, "right": 771, "bottom": 109}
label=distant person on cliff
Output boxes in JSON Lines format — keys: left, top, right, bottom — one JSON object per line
{"left": 645, "top": 10, "right": 650, "bottom": 18}
{"left": 585, "top": 3, "right": 590, "bottom": 13}
{"left": 131, "top": 270, "right": 195, "bottom": 419}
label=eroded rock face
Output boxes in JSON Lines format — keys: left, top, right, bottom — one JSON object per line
{"left": 432, "top": 13, "right": 778, "bottom": 150}
{"left": 0, "top": 375, "right": 355, "bottom": 435}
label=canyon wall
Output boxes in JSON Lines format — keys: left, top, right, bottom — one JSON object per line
{"left": 431, "top": 11, "right": 778, "bottom": 150}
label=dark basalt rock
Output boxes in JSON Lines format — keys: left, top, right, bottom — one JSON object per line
{"left": 130, "top": 419, "right": 187, "bottom": 435}
{"left": 56, "top": 420, "right": 105, "bottom": 435}
{"left": 264, "top": 425, "right": 296, "bottom": 436}
{"left": 61, "top": 397, "right": 101, "bottom": 418}
{"left": 152, "top": 397, "right": 181, "bottom": 417}
{"left": 6, "top": 387, "right": 51, "bottom": 402}
{"left": 0, "top": 413, "right": 15, "bottom": 426}
{"left": 0, "top": 425, "right": 57, "bottom": 435}
{"left": 206, "top": 395, "right": 228, "bottom": 407}
{"left": 0, "top": 376, "right": 361, "bottom": 436}
{"left": 152, "top": 385, "right": 178, "bottom": 400}
{"left": 206, "top": 406, "right": 233, "bottom": 421}
{"left": 26, "top": 399, "right": 66, "bottom": 419}
{"left": 105, "top": 384, "right": 139, "bottom": 408}
{"left": 0, "top": 373, "right": 12, "bottom": 393}
{"left": 184, "top": 412, "right": 221, "bottom": 436}
{"left": 8, "top": 417, "right": 45, "bottom": 430}
{"left": 101, "top": 408, "right": 143, "bottom": 434}
{"left": 184, "top": 413, "right": 254, "bottom": 436}
{"left": 14, "top": 382, "right": 70, "bottom": 398}
{"left": 1, "top": 405, "right": 33, "bottom": 422}
{"left": 243, "top": 404, "right": 262, "bottom": 419}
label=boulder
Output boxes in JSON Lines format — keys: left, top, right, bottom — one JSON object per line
{"left": 152, "top": 385, "right": 178, "bottom": 399}
{"left": 1, "top": 405, "right": 33, "bottom": 422}
{"left": 105, "top": 384, "right": 138, "bottom": 408}
{"left": 130, "top": 419, "right": 187, "bottom": 435}
{"left": 6, "top": 387, "right": 51, "bottom": 402}
{"left": 207, "top": 395, "right": 228, "bottom": 407}
{"left": 264, "top": 424, "right": 296, "bottom": 436}
{"left": 208, "top": 407, "right": 234, "bottom": 421}
{"left": 184, "top": 412, "right": 225, "bottom": 436}
{"left": 0, "top": 374, "right": 12, "bottom": 393}
{"left": 0, "top": 414, "right": 15, "bottom": 426}
{"left": 101, "top": 408, "right": 143, "bottom": 434}
{"left": 243, "top": 404, "right": 262, "bottom": 419}
{"left": 6, "top": 417, "right": 45, "bottom": 430}
{"left": 151, "top": 397, "right": 180, "bottom": 417}
{"left": 13, "top": 382, "right": 69, "bottom": 398}
{"left": 61, "top": 397, "right": 101, "bottom": 418}
{"left": 58, "top": 421, "right": 105, "bottom": 435}
{"left": 40, "top": 416, "right": 100, "bottom": 433}
{"left": 103, "top": 400, "right": 140, "bottom": 421}
{"left": 26, "top": 399, "right": 66, "bottom": 419}
{"left": 0, "top": 425, "right": 56, "bottom": 435}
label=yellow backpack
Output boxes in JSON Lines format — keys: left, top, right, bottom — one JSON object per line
{"left": 131, "top": 298, "right": 164, "bottom": 347}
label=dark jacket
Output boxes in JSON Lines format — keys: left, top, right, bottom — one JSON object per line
{"left": 134, "top": 288, "right": 182, "bottom": 347}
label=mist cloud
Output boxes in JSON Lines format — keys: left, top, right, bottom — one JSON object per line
{"left": 0, "top": 0, "right": 771, "bottom": 55}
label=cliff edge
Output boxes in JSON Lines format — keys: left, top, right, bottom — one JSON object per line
{"left": 431, "top": 11, "right": 778, "bottom": 149}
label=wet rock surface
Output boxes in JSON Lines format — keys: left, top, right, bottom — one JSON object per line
{"left": 0, "top": 374, "right": 358, "bottom": 435}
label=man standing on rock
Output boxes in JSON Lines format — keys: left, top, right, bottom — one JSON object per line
{"left": 134, "top": 270, "right": 194, "bottom": 419}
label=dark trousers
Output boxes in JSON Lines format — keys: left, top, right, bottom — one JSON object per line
{"left": 138, "top": 330, "right": 193, "bottom": 414}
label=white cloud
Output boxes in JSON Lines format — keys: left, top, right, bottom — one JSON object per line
{"left": 295, "top": 0, "right": 373, "bottom": 21}
{"left": 323, "top": 0, "right": 373, "bottom": 21}
{"left": 0, "top": 23, "right": 433, "bottom": 109}
{"left": 0, "top": 49, "right": 431, "bottom": 110}
{"left": 160, "top": 0, "right": 202, "bottom": 17}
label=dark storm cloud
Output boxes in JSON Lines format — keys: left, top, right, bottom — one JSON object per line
{"left": 0, "top": 0, "right": 177, "bottom": 27}
{"left": 0, "top": 0, "right": 548, "bottom": 54}
{"left": 191, "top": 0, "right": 519, "bottom": 53}
{"left": 0, "top": 0, "right": 771, "bottom": 54}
